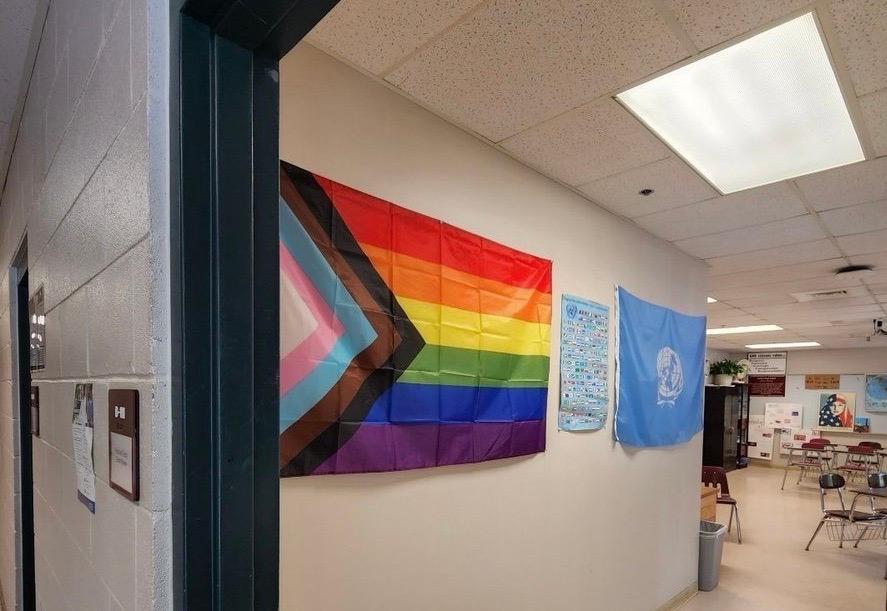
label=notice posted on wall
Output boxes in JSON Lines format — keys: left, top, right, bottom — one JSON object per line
{"left": 746, "top": 415, "right": 773, "bottom": 460}
{"left": 764, "top": 402, "right": 803, "bottom": 429}
{"left": 558, "top": 295, "right": 609, "bottom": 431}
{"left": 72, "top": 384, "right": 96, "bottom": 513}
{"left": 779, "top": 428, "right": 817, "bottom": 455}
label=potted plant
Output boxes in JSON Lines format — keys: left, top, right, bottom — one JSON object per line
{"left": 709, "top": 359, "right": 745, "bottom": 386}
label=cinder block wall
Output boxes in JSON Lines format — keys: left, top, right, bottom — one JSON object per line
{"left": 0, "top": 0, "right": 170, "bottom": 609}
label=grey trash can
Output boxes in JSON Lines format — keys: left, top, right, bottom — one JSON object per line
{"left": 698, "top": 520, "right": 727, "bottom": 592}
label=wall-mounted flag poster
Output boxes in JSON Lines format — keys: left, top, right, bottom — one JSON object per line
{"left": 278, "top": 162, "right": 552, "bottom": 476}
{"left": 865, "top": 374, "right": 887, "bottom": 412}
{"left": 613, "top": 288, "right": 706, "bottom": 447}
{"left": 818, "top": 392, "right": 855, "bottom": 431}
{"left": 558, "top": 295, "right": 609, "bottom": 431}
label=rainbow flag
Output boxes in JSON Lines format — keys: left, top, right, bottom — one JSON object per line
{"left": 279, "top": 162, "right": 552, "bottom": 476}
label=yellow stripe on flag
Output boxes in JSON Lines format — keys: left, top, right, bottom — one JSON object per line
{"left": 397, "top": 297, "right": 550, "bottom": 356}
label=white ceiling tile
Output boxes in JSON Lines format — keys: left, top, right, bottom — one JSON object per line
{"left": 579, "top": 157, "right": 717, "bottom": 218}
{"left": 385, "top": 0, "right": 688, "bottom": 141}
{"left": 634, "top": 183, "right": 806, "bottom": 241}
{"left": 674, "top": 215, "right": 825, "bottom": 259}
{"left": 746, "top": 295, "right": 875, "bottom": 316}
{"left": 859, "top": 89, "right": 887, "bottom": 157}
{"left": 794, "top": 157, "right": 887, "bottom": 211}
{"left": 665, "top": 0, "right": 812, "bottom": 50}
{"left": 849, "top": 251, "right": 887, "bottom": 269}
{"left": 499, "top": 98, "right": 669, "bottom": 186}
{"left": 721, "top": 294, "right": 801, "bottom": 308}
{"left": 709, "top": 258, "right": 846, "bottom": 291}
{"left": 706, "top": 239, "right": 841, "bottom": 275}
{"left": 819, "top": 199, "right": 887, "bottom": 236}
{"left": 706, "top": 302, "right": 734, "bottom": 313}
{"left": 710, "top": 274, "right": 864, "bottom": 301}
{"left": 828, "top": 0, "right": 887, "bottom": 96}
{"left": 836, "top": 229, "right": 887, "bottom": 256}
{"left": 305, "top": 0, "right": 481, "bottom": 75}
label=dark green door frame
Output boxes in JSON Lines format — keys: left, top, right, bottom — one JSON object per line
{"left": 171, "top": 2, "right": 338, "bottom": 608}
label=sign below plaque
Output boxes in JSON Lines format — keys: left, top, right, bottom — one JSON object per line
{"left": 749, "top": 375, "right": 786, "bottom": 397}
{"left": 109, "top": 389, "right": 139, "bottom": 501}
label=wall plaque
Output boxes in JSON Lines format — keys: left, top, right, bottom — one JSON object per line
{"left": 805, "top": 374, "right": 840, "bottom": 390}
{"left": 108, "top": 389, "right": 139, "bottom": 501}
{"left": 30, "top": 386, "right": 39, "bottom": 436}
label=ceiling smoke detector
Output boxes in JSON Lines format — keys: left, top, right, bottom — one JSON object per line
{"left": 834, "top": 264, "right": 874, "bottom": 280}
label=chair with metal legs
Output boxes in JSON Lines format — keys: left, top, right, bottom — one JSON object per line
{"left": 839, "top": 446, "right": 878, "bottom": 484}
{"left": 849, "top": 472, "right": 887, "bottom": 549}
{"left": 702, "top": 466, "right": 742, "bottom": 543}
{"left": 782, "top": 443, "right": 828, "bottom": 490}
{"left": 805, "top": 473, "right": 884, "bottom": 551}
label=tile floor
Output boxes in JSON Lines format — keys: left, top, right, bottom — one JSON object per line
{"left": 680, "top": 465, "right": 887, "bottom": 611}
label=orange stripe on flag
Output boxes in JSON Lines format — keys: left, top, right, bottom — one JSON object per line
{"left": 360, "top": 242, "right": 552, "bottom": 324}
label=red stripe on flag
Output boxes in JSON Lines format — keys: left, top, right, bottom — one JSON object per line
{"left": 315, "top": 175, "right": 552, "bottom": 293}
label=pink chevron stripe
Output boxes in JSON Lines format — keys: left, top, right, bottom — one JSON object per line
{"left": 279, "top": 242, "right": 344, "bottom": 396}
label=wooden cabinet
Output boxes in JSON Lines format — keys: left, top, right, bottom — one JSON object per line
{"left": 702, "top": 385, "right": 749, "bottom": 471}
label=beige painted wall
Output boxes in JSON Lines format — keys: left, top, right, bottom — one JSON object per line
{"left": 278, "top": 43, "right": 708, "bottom": 611}
{"left": 0, "top": 0, "right": 170, "bottom": 609}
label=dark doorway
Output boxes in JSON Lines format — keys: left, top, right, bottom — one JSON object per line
{"left": 172, "top": 1, "right": 339, "bottom": 608}
{"left": 12, "top": 250, "right": 35, "bottom": 610}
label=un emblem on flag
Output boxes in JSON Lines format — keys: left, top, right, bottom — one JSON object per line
{"left": 656, "top": 346, "right": 684, "bottom": 407}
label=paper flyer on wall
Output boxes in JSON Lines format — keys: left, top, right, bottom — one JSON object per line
{"left": 72, "top": 383, "right": 96, "bottom": 513}
{"left": 746, "top": 415, "right": 772, "bottom": 460}
{"left": 764, "top": 402, "right": 802, "bottom": 429}
{"left": 779, "top": 428, "right": 816, "bottom": 455}
{"left": 558, "top": 295, "right": 609, "bottom": 431}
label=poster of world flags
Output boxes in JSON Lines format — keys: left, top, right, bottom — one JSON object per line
{"left": 279, "top": 161, "right": 553, "bottom": 476}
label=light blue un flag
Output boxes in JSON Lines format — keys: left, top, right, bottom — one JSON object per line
{"left": 614, "top": 287, "right": 706, "bottom": 447}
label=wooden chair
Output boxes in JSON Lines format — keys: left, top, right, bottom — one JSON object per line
{"left": 702, "top": 466, "right": 742, "bottom": 543}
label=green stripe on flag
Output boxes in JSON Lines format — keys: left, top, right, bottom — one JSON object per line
{"left": 398, "top": 345, "right": 550, "bottom": 388}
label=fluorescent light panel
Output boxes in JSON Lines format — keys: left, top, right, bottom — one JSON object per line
{"left": 746, "top": 341, "right": 821, "bottom": 349}
{"left": 707, "top": 297, "right": 718, "bottom": 303}
{"left": 706, "top": 324, "right": 782, "bottom": 335}
{"left": 616, "top": 13, "right": 864, "bottom": 194}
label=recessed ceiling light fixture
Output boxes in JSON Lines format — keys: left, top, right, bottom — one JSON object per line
{"left": 706, "top": 324, "right": 782, "bottom": 335}
{"left": 746, "top": 341, "right": 821, "bottom": 349}
{"left": 707, "top": 297, "right": 718, "bottom": 304}
{"left": 616, "top": 12, "right": 864, "bottom": 194}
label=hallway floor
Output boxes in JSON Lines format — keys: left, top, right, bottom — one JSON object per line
{"left": 680, "top": 465, "right": 886, "bottom": 611}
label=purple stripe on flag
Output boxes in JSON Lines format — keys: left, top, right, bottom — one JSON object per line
{"left": 313, "top": 420, "right": 546, "bottom": 475}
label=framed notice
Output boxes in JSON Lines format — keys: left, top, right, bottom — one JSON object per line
{"left": 109, "top": 389, "right": 139, "bottom": 501}
{"left": 747, "top": 352, "right": 786, "bottom": 375}
{"left": 747, "top": 352, "right": 786, "bottom": 396}
{"left": 749, "top": 375, "right": 786, "bottom": 396}
{"left": 805, "top": 374, "right": 840, "bottom": 390}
